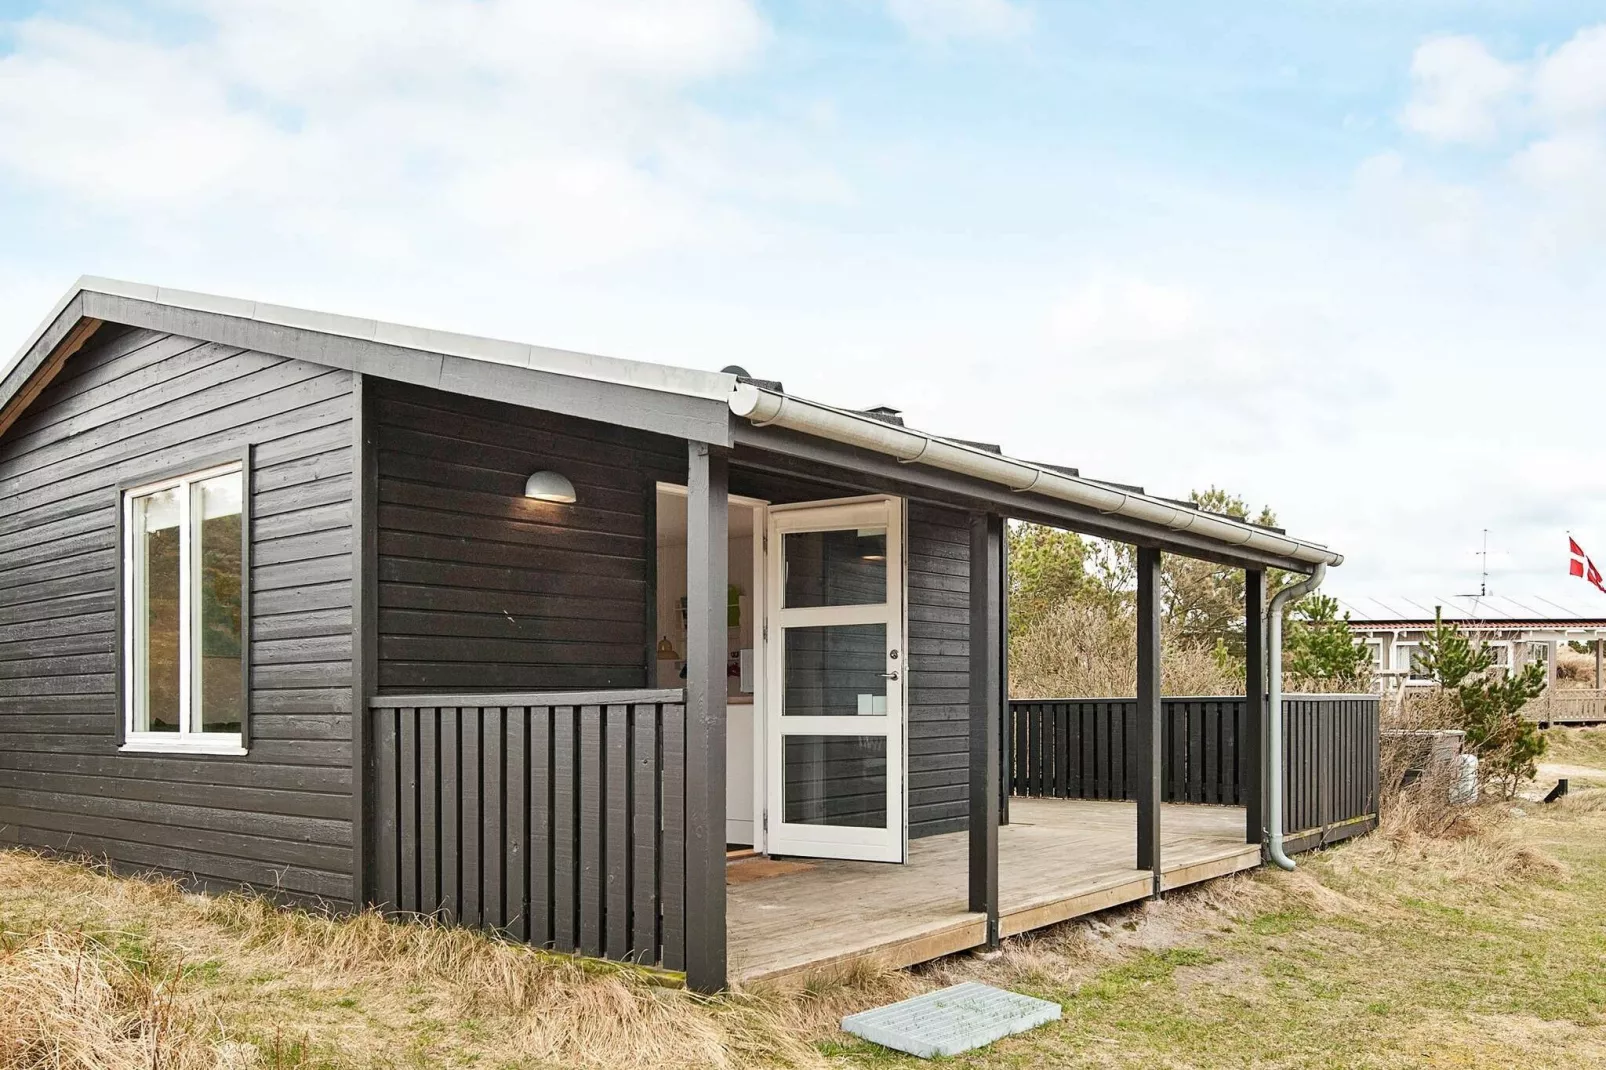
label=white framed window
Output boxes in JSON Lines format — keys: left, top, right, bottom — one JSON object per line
{"left": 1394, "top": 643, "right": 1432, "bottom": 683}
{"left": 120, "top": 459, "right": 249, "bottom": 755}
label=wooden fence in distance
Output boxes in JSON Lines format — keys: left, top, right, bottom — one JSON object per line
{"left": 1530, "top": 688, "right": 1606, "bottom": 726}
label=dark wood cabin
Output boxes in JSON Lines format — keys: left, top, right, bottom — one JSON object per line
{"left": 0, "top": 279, "right": 1377, "bottom": 991}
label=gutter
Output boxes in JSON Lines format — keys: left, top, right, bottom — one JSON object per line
{"left": 1265, "top": 562, "right": 1327, "bottom": 871}
{"left": 729, "top": 384, "right": 1343, "bottom": 569}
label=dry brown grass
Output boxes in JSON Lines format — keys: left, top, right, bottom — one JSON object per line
{"left": 0, "top": 927, "right": 220, "bottom": 1070}
{"left": 1376, "top": 689, "right": 1472, "bottom": 838}
{"left": 0, "top": 849, "right": 906, "bottom": 1070}
{"left": 1555, "top": 646, "right": 1600, "bottom": 687}
{"left": 1543, "top": 725, "right": 1606, "bottom": 771}
{"left": 1010, "top": 601, "right": 1238, "bottom": 699}
{"left": 6, "top": 793, "right": 1601, "bottom": 1069}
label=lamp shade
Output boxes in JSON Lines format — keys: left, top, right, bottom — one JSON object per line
{"left": 524, "top": 470, "right": 577, "bottom": 503}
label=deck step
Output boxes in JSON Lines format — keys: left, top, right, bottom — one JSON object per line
{"left": 841, "top": 981, "right": 1062, "bottom": 1058}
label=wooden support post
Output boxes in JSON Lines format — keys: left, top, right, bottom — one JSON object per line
{"left": 998, "top": 519, "right": 1011, "bottom": 826}
{"left": 1243, "top": 569, "right": 1266, "bottom": 846}
{"left": 684, "top": 442, "right": 729, "bottom": 992}
{"left": 1135, "top": 546, "right": 1162, "bottom": 895}
{"left": 1595, "top": 638, "right": 1602, "bottom": 691}
{"left": 350, "top": 373, "right": 378, "bottom": 910}
{"left": 969, "top": 513, "right": 1002, "bottom": 944}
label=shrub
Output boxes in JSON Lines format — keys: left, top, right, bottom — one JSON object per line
{"left": 1009, "top": 600, "right": 1239, "bottom": 698}
{"left": 1283, "top": 594, "right": 1372, "bottom": 693}
{"left": 1419, "top": 617, "right": 1547, "bottom": 797}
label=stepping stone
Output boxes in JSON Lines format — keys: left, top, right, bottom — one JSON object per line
{"left": 841, "top": 981, "right": 1062, "bottom": 1058}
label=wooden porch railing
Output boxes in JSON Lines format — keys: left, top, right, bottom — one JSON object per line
{"left": 1009, "top": 697, "right": 1248, "bottom": 806}
{"left": 370, "top": 689, "right": 687, "bottom": 970}
{"left": 1530, "top": 688, "right": 1606, "bottom": 726}
{"left": 1280, "top": 696, "right": 1380, "bottom": 851}
{"left": 1008, "top": 694, "right": 1380, "bottom": 850}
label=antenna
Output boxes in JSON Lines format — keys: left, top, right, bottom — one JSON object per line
{"left": 1457, "top": 529, "right": 1490, "bottom": 600}
{"left": 1478, "top": 528, "right": 1489, "bottom": 597}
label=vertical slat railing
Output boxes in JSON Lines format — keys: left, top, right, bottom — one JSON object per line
{"left": 370, "top": 689, "right": 687, "bottom": 970}
{"left": 1008, "top": 695, "right": 1381, "bottom": 848}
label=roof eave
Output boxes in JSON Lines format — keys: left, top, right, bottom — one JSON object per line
{"left": 2, "top": 278, "right": 736, "bottom": 446}
{"left": 728, "top": 384, "right": 1343, "bottom": 572}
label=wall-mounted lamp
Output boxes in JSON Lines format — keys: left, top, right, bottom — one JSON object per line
{"left": 524, "top": 470, "right": 577, "bottom": 503}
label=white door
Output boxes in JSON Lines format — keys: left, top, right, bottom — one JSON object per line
{"left": 765, "top": 496, "right": 906, "bottom": 863}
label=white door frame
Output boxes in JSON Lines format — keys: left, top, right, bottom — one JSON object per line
{"left": 654, "top": 483, "right": 769, "bottom": 851}
{"left": 764, "top": 495, "right": 907, "bottom": 863}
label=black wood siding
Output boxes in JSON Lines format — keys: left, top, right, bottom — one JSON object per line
{"left": 905, "top": 503, "right": 971, "bottom": 838}
{"left": 0, "top": 326, "right": 356, "bottom": 904}
{"left": 368, "top": 391, "right": 973, "bottom": 839}
{"left": 372, "top": 382, "right": 685, "bottom": 693}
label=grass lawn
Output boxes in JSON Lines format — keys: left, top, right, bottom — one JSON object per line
{"left": 1543, "top": 725, "right": 1606, "bottom": 774}
{"left": 4, "top": 791, "right": 1605, "bottom": 1069}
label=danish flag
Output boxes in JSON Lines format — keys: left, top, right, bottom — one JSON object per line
{"left": 1569, "top": 537, "right": 1606, "bottom": 594}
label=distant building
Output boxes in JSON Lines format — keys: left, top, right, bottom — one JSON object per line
{"left": 1333, "top": 594, "right": 1606, "bottom": 690}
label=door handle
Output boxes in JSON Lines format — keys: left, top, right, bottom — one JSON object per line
{"left": 880, "top": 671, "right": 900, "bottom": 680}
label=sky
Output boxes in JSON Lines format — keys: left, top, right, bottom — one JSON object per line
{"left": 1, "top": 0, "right": 1604, "bottom": 606}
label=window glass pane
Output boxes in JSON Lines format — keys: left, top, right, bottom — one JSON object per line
{"left": 783, "top": 624, "right": 886, "bottom": 716}
{"left": 783, "top": 735, "right": 887, "bottom": 828}
{"left": 1400, "top": 645, "right": 1430, "bottom": 680}
{"left": 133, "top": 489, "right": 181, "bottom": 732}
{"left": 193, "top": 473, "right": 244, "bottom": 734}
{"left": 783, "top": 527, "right": 886, "bottom": 607}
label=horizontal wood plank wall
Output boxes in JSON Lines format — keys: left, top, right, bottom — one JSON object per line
{"left": 0, "top": 326, "right": 356, "bottom": 904}
{"left": 370, "top": 691, "right": 686, "bottom": 969}
{"left": 905, "top": 504, "right": 972, "bottom": 838}
{"left": 1009, "top": 696, "right": 1380, "bottom": 849}
{"left": 371, "top": 381, "right": 685, "bottom": 695}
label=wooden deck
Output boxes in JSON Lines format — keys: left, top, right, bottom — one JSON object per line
{"left": 728, "top": 798, "right": 1258, "bottom": 983}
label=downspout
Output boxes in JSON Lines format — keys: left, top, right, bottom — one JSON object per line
{"left": 1266, "top": 562, "right": 1326, "bottom": 871}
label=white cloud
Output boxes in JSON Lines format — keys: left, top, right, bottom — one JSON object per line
{"left": 883, "top": 0, "right": 1031, "bottom": 43}
{"left": 1510, "top": 130, "right": 1606, "bottom": 190}
{"left": 0, "top": 0, "right": 821, "bottom": 271}
{"left": 1532, "top": 24, "right": 1606, "bottom": 124}
{"left": 1, "top": 4, "right": 1603, "bottom": 608}
{"left": 1353, "top": 151, "right": 1483, "bottom": 251}
{"left": 1400, "top": 34, "right": 1521, "bottom": 144}
{"left": 1387, "top": 24, "right": 1606, "bottom": 254}
{"left": 1042, "top": 271, "right": 1362, "bottom": 470}
{"left": 1051, "top": 276, "right": 1202, "bottom": 352}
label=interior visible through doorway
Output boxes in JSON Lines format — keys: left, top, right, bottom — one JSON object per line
{"left": 654, "top": 484, "right": 766, "bottom": 849}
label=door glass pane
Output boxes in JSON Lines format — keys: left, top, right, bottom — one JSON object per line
{"left": 783, "top": 624, "right": 886, "bottom": 716}
{"left": 132, "top": 489, "right": 181, "bottom": 732}
{"left": 783, "top": 527, "right": 886, "bottom": 607}
{"left": 784, "top": 735, "right": 887, "bottom": 827}
{"left": 193, "top": 473, "right": 244, "bottom": 734}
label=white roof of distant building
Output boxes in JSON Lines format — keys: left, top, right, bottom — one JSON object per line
{"left": 1336, "top": 594, "right": 1606, "bottom": 626}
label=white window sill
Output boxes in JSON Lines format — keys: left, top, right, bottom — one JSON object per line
{"left": 120, "top": 738, "right": 247, "bottom": 757}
